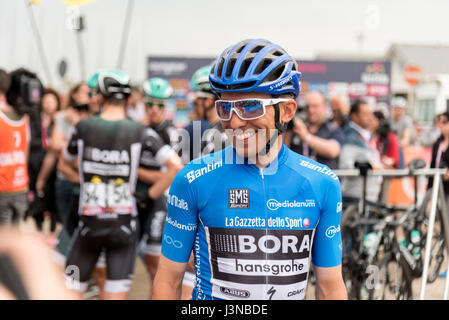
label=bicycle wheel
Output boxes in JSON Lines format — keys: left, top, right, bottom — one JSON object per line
{"left": 341, "top": 204, "right": 362, "bottom": 298}
{"left": 341, "top": 204, "right": 362, "bottom": 256}
{"left": 368, "top": 252, "right": 413, "bottom": 300}
{"left": 417, "top": 190, "right": 447, "bottom": 283}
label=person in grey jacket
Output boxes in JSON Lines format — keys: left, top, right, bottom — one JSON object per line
{"left": 339, "top": 100, "right": 382, "bottom": 204}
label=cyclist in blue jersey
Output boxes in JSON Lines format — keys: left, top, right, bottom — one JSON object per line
{"left": 152, "top": 39, "right": 347, "bottom": 300}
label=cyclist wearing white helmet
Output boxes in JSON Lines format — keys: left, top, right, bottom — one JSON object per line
{"left": 61, "top": 70, "right": 183, "bottom": 300}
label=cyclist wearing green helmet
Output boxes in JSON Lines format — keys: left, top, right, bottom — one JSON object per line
{"left": 86, "top": 70, "right": 106, "bottom": 115}
{"left": 193, "top": 65, "right": 229, "bottom": 156}
{"left": 135, "top": 77, "right": 184, "bottom": 292}
{"left": 183, "top": 65, "right": 228, "bottom": 161}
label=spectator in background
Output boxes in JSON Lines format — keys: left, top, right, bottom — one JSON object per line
{"left": 0, "top": 69, "right": 30, "bottom": 225}
{"left": 37, "top": 82, "right": 90, "bottom": 228}
{"left": 31, "top": 88, "right": 62, "bottom": 245}
{"left": 288, "top": 91, "right": 344, "bottom": 169}
{"left": 389, "top": 96, "right": 414, "bottom": 148}
{"left": 330, "top": 94, "right": 350, "bottom": 129}
{"left": 339, "top": 99, "right": 382, "bottom": 203}
{"left": 419, "top": 114, "right": 443, "bottom": 147}
{"left": 126, "top": 86, "right": 146, "bottom": 123}
{"left": 371, "top": 111, "right": 401, "bottom": 169}
{"left": 428, "top": 112, "right": 449, "bottom": 195}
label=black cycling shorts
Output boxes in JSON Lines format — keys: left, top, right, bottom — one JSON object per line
{"left": 140, "top": 195, "right": 167, "bottom": 256}
{"left": 65, "top": 215, "right": 139, "bottom": 293}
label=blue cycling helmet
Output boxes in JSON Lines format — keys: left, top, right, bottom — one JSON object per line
{"left": 209, "top": 39, "right": 301, "bottom": 98}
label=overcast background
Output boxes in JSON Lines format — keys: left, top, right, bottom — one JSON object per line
{"left": 1, "top": 0, "right": 448, "bottom": 90}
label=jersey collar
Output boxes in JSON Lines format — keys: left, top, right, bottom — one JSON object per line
{"left": 226, "top": 142, "right": 288, "bottom": 173}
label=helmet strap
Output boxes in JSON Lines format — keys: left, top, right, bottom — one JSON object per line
{"left": 259, "top": 103, "right": 286, "bottom": 156}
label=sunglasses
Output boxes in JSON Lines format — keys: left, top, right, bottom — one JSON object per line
{"left": 215, "top": 98, "right": 291, "bottom": 121}
{"left": 146, "top": 101, "right": 166, "bottom": 109}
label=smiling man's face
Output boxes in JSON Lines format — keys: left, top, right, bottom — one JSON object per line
{"left": 219, "top": 92, "right": 295, "bottom": 160}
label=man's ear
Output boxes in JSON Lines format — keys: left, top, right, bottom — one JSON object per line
{"left": 280, "top": 100, "right": 297, "bottom": 123}
{"left": 206, "top": 97, "right": 215, "bottom": 108}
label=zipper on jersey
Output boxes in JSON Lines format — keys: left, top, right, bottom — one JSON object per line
{"left": 259, "top": 167, "right": 270, "bottom": 299}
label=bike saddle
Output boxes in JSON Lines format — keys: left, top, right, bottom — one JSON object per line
{"left": 354, "top": 161, "right": 372, "bottom": 176}
{"left": 408, "top": 159, "right": 426, "bottom": 171}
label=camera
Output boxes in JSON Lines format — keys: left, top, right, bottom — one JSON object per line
{"left": 6, "top": 68, "right": 43, "bottom": 115}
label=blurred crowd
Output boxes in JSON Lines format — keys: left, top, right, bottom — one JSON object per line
{"left": 0, "top": 65, "right": 447, "bottom": 300}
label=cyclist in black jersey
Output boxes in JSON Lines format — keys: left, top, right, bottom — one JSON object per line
{"left": 136, "top": 77, "right": 181, "bottom": 288}
{"left": 61, "top": 71, "right": 183, "bottom": 300}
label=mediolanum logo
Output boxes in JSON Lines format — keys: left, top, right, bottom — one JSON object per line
{"left": 266, "top": 199, "right": 316, "bottom": 211}
{"left": 325, "top": 225, "right": 341, "bottom": 239}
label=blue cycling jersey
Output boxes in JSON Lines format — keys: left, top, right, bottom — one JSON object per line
{"left": 161, "top": 144, "right": 343, "bottom": 300}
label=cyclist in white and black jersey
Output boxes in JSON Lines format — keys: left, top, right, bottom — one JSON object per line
{"left": 62, "top": 70, "right": 183, "bottom": 300}
{"left": 135, "top": 77, "right": 185, "bottom": 293}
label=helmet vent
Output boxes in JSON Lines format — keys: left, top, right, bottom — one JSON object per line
{"left": 238, "top": 59, "right": 251, "bottom": 78}
{"left": 266, "top": 64, "right": 286, "bottom": 82}
{"left": 217, "top": 58, "right": 225, "bottom": 78}
{"left": 254, "top": 59, "right": 272, "bottom": 75}
{"left": 226, "top": 58, "right": 237, "bottom": 78}
{"left": 251, "top": 45, "right": 264, "bottom": 53}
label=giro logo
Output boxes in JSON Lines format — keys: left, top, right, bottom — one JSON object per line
{"left": 163, "top": 235, "right": 183, "bottom": 248}
{"left": 303, "top": 218, "right": 310, "bottom": 227}
{"left": 266, "top": 199, "right": 315, "bottom": 211}
{"left": 325, "top": 225, "right": 341, "bottom": 239}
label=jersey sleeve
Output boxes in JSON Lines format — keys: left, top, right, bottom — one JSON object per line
{"left": 140, "top": 128, "right": 175, "bottom": 167}
{"left": 63, "top": 124, "right": 79, "bottom": 161}
{"left": 311, "top": 174, "right": 343, "bottom": 267}
{"left": 161, "top": 166, "right": 198, "bottom": 263}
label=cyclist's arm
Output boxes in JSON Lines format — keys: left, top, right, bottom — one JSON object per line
{"left": 148, "top": 154, "right": 183, "bottom": 199}
{"left": 152, "top": 255, "right": 187, "bottom": 300}
{"left": 140, "top": 128, "right": 184, "bottom": 199}
{"left": 152, "top": 165, "right": 198, "bottom": 299}
{"left": 314, "top": 265, "right": 347, "bottom": 300}
{"left": 311, "top": 167, "right": 347, "bottom": 300}
{"left": 137, "top": 168, "right": 163, "bottom": 185}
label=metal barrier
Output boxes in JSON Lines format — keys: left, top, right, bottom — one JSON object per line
{"left": 333, "top": 168, "right": 449, "bottom": 300}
